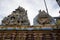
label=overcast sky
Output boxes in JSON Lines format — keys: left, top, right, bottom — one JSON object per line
{"left": 0, "top": 0, "right": 60, "bottom": 25}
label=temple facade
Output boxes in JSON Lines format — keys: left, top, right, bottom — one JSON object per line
{"left": 0, "top": 29, "right": 59, "bottom": 40}
{"left": 0, "top": 6, "right": 60, "bottom": 40}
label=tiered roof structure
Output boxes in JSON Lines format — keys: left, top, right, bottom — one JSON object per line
{"left": 34, "top": 10, "right": 55, "bottom": 25}
{"left": 2, "top": 6, "right": 30, "bottom": 26}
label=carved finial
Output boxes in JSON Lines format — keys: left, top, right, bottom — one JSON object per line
{"left": 18, "top": 6, "right": 21, "bottom": 9}
{"left": 16, "top": 6, "right": 25, "bottom": 12}
{"left": 42, "top": 10, "right": 45, "bottom": 12}
{"left": 39, "top": 10, "right": 41, "bottom": 12}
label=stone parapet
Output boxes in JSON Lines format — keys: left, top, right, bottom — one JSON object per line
{"left": 0, "top": 25, "right": 58, "bottom": 30}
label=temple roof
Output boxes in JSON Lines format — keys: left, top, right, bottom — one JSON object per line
{"left": 33, "top": 10, "right": 55, "bottom": 25}
{"left": 2, "top": 6, "right": 30, "bottom": 26}
{"left": 38, "top": 10, "right": 51, "bottom": 18}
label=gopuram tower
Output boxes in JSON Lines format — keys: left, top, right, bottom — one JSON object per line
{"left": 2, "top": 6, "right": 30, "bottom": 26}
{"left": 34, "top": 10, "right": 55, "bottom": 25}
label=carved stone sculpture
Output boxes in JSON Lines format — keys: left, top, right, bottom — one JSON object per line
{"left": 33, "top": 10, "right": 55, "bottom": 25}
{"left": 2, "top": 6, "right": 30, "bottom": 25}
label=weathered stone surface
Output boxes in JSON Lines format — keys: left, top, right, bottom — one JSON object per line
{"left": 2, "top": 6, "right": 30, "bottom": 25}
{"left": 33, "top": 10, "right": 55, "bottom": 25}
{"left": 0, "top": 29, "right": 59, "bottom": 40}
